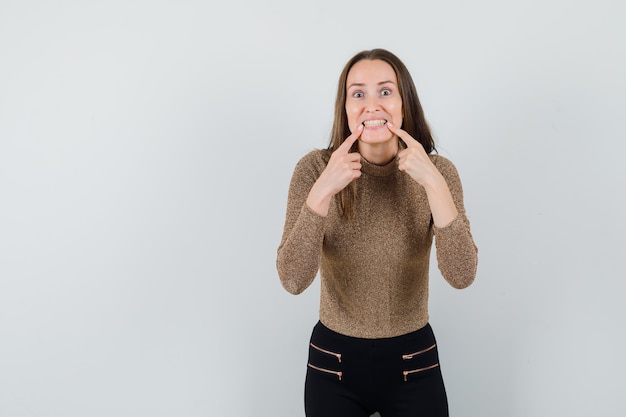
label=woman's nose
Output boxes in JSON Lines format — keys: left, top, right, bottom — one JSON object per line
{"left": 365, "top": 96, "right": 381, "bottom": 112}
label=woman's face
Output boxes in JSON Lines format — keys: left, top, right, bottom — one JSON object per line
{"left": 345, "top": 59, "right": 403, "bottom": 147}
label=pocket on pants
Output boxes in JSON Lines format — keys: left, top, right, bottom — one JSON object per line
{"left": 401, "top": 342, "right": 440, "bottom": 382}
{"left": 307, "top": 342, "right": 343, "bottom": 381}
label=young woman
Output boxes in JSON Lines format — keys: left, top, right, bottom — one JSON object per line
{"left": 276, "top": 49, "right": 478, "bottom": 417}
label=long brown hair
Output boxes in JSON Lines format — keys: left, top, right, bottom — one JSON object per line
{"left": 327, "top": 48, "right": 436, "bottom": 219}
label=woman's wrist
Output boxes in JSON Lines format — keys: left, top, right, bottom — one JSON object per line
{"left": 422, "top": 173, "right": 458, "bottom": 227}
{"left": 306, "top": 183, "right": 333, "bottom": 217}
{"left": 420, "top": 170, "right": 447, "bottom": 194}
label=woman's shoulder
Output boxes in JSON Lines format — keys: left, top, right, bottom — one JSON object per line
{"left": 428, "top": 153, "right": 467, "bottom": 195}
{"left": 294, "top": 148, "right": 331, "bottom": 172}
{"left": 429, "top": 153, "right": 458, "bottom": 172}
{"left": 428, "top": 153, "right": 462, "bottom": 183}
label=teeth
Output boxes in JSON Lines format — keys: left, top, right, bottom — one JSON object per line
{"left": 362, "top": 119, "right": 387, "bottom": 127}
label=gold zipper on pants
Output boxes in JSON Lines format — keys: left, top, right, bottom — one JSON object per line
{"left": 402, "top": 363, "right": 440, "bottom": 381}
{"left": 310, "top": 342, "right": 342, "bottom": 363}
{"left": 401, "top": 343, "right": 436, "bottom": 360}
{"left": 401, "top": 343, "right": 439, "bottom": 381}
{"left": 307, "top": 363, "right": 343, "bottom": 381}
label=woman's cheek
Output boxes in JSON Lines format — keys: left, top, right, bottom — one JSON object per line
{"left": 346, "top": 106, "right": 360, "bottom": 134}
{"left": 347, "top": 117, "right": 358, "bottom": 134}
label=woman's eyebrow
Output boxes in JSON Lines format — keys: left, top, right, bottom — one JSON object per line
{"left": 347, "top": 80, "right": 396, "bottom": 89}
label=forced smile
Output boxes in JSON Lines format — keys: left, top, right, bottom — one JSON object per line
{"left": 362, "top": 119, "right": 387, "bottom": 127}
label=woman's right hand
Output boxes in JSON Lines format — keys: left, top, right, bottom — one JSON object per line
{"left": 306, "top": 125, "right": 363, "bottom": 216}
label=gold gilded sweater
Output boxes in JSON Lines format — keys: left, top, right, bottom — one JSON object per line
{"left": 277, "top": 150, "right": 477, "bottom": 339}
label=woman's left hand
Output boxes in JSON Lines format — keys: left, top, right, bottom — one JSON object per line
{"left": 386, "top": 122, "right": 438, "bottom": 187}
{"left": 386, "top": 122, "right": 459, "bottom": 227}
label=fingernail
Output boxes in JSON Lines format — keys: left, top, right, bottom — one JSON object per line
{"left": 387, "top": 122, "right": 393, "bottom": 128}
{"left": 358, "top": 124, "right": 363, "bottom": 131}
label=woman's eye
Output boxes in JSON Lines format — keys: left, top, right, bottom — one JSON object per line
{"left": 352, "top": 91, "right": 364, "bottom": 98}
{"left": 381, "top": 88, "right": 391, "bottom": 96}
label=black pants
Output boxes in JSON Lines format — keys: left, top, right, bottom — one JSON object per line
{"left": 305, "top": 321, "right": 449, "bottom": 417}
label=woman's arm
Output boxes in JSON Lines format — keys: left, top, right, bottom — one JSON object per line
{"left": 277, "top": 130, "right": 363, "bottom": 294}
{"left": 431, "top": 155, "right": 478, "bottom": 289}
{"left": 276, "top": 152, "right": 328, "bottom": 294}
{"left": 387, "top": 122, "right": 477, "bottom": 288}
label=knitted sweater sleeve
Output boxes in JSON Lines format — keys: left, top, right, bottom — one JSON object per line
{"left": 276, "top": 151, "right": 327, "bottom": 294}
{"left": 432, "top": 155, "right": 478, "bottom": 289}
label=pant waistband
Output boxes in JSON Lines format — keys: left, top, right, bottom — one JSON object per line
{"left": 312, "top": 320, "right": 435, "bottom": 350}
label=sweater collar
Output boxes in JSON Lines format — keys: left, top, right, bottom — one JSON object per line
{"left": 360, "top": 154, "right": 399, "bottom": 177}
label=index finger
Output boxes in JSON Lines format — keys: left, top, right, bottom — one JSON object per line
{"left": 386, "top": 122, "right": 419, "bottom": 148}
{"left": 337, "top": 124, "right": 363, "bottom": 153}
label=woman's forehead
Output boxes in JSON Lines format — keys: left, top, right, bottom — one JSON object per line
{"left": 347, "top": 59, "right": 397, "bottom": 85}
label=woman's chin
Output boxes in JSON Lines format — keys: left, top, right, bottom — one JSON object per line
{"left": 359, "top": 131, "right": 395, "bottom": 145}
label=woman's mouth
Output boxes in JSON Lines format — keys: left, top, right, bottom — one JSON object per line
{"left": 362, "top": 119, "right": 387, "bottom": 127}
